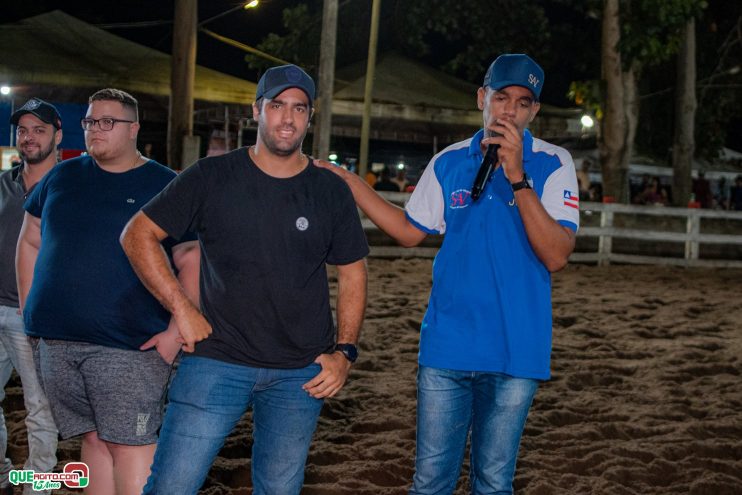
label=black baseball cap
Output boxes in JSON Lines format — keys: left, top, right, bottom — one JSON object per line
{"left": 11, "top": 98, "right": 62, "bottom": 129}
{"left": 256, "top": 64, "right": 315, "bottom": 107}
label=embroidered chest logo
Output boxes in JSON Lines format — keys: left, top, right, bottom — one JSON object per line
{"left": 126, "top": 198, "right": 135, "bottom": 204}
{"left": 449, "top": 189, "right": 471, "bottom": 209}
{"left": 296, "top": 217, "right": 309, "bottom": 231}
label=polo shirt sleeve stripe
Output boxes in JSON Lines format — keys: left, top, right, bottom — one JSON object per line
{"left": 405, "top": 212, "right": 439, "bottom": 235}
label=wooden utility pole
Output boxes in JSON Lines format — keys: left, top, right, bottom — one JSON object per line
{"left": 168, "top": 0, "right": 197, "bottom": 169}
{"left": 358, "top": 0, "right": 381, "bottom": 178}
{"left": 313, "top": 0, "right": 338, "bottom": 161}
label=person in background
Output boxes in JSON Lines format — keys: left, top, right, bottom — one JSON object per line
{"left": 0, "top": 98, "right": 60, "bottom": 495}
{"left": 636, "top": 176, "right": 665, "bottom": 206}
{"left": 374, "top": 167, "right": 402, "bottom": 192}
{"left": 391, "top": 167, "right": 410, "bottom": 192}
{"left": 365, "top": 169, "right": 378, "bottom": 187}
{"left": 692, "top": 171, "right": 713, "bottom": 209}
{"left": 576, "top": 158, "right": 591, "bottom": 201}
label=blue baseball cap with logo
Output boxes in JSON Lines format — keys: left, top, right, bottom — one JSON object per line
{"left": 256, "top": 64, "right": 316, "bottom": 107}
{"left": 483, "top": 54, "right": 544, "bottom": 100}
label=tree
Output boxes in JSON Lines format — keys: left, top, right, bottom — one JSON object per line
{"left": 671, "top": 18, "right": 696, "bottom": 206}
{"left": 598, "top": 0, "right": 705, "bottom": 202}
{"left": 600, "top": 0, "right": 628, "bottom": 203}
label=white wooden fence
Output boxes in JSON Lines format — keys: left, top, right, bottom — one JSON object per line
{"left": 363, "top": 193, "right": 742, "bottom": 267}
{"left": 575, "top": 202, "right": 742, "bottom": 267}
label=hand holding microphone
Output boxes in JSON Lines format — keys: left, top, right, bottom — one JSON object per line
{"left": 471, "top": 134, "right": 501, "bottom": 202}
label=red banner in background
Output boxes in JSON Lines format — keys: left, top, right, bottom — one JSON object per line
{"left": 60, "top": 149, "right": 85, "bottom": 160}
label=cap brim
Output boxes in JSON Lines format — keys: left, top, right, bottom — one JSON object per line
{"left": 10, "top": 110, "right": 59, "bottom": 127}
{"left": 260, "top": 84, "right": 314, "bottom": 105}
{"left": 488, "top": 80, "right": 540, "bottom": 100}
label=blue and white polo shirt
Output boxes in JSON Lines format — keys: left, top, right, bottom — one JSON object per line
{"left": 406, "top": 129, "right": 579, "bottom": 380}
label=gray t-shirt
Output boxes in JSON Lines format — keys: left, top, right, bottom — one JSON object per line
{"left": 0, "top": 166, "right": 31, "bottom": 307}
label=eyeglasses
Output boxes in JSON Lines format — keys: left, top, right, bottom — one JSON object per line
{"left": 80, "top": 117, "right": 135, "bottom": 131}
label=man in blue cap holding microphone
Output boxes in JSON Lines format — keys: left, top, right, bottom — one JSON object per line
{"left": 317, "top": 54, "right": 580, "bottom": 493}
{"left": 122, "top": 64, "right": 368, "bottom": 495}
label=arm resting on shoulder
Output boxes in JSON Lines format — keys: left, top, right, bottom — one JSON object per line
{"left": 15, "top": 213, "right": 42, "bottom": 312}
{"left": 120, "top": 211, "right": 211, "bottom": 352}
{"left": 513, "top": 189, "right": 576, "bottom": 272}
{"left": 315, "top": 160, "right": 426, "bottom": 247}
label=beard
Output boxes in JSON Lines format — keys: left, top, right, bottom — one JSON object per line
{"left": 86, "top": 139, "right": 122, "bottom": 164}
{"left": 257, "top": 120, "right": 306, "bottom": 157}
{"left": 19, "top": 139, "right": 55, "bottom": 165}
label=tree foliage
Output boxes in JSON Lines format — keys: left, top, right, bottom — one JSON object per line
{"left": 619, "top": 0, "right": 706, "bottom": 66}
{"left": 247, "top": 0, "right": 561, "bottom": 87}
{"left": 392, "top": 0, "right": 551, "bottom": 82}
{"left": 245, "top": 3, "right": 321, "bottom": 72}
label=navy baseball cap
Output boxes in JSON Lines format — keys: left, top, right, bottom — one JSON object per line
{"left": 11, "top": 98, "right": 62, "bottom": 129}
{"left": 483, "top": 54, "right": 544, "bottom": 100}
{"left": 256, "top": 64, "right": 315, "bottom": 107}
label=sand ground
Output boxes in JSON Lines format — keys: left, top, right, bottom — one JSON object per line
{"left": 4, "top": 259, "right": 741, "bottom": 494}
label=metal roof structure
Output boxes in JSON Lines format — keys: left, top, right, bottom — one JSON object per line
{"left": 0, "top": 10, "right": 256, "bottom": 104}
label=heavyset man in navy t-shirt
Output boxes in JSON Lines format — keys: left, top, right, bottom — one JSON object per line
{"left": 317, "top": 54, "right": 580, "bottom": 494}
{"left": 121, "top": 65, "right": 369, "bottom": 494}
{"left": 16, "top": 89, "right": 200, "bottom": 495}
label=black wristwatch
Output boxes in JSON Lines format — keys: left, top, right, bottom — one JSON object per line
{"left": 334, "top": 343, "right": 358, "bottom": 363}
{"left": 511, "top": 173, "right": 532, "bottom": 192}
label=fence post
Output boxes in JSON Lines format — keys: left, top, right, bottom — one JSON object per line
{"left": 598, "top": 207, "right": 614, "bottom": 266}
{"left": 685, "top": 210, "right": 700, "bottom": 265}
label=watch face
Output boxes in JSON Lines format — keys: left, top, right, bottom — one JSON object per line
{"left": 337, "top": 343, "right": 358, "bottom": 362}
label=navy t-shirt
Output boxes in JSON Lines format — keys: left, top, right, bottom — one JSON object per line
{"left": 23, "top": 156, "right": 185, "bottom": 350}
{"left": 142, "top": 148, "right": 369, "bottom": 369}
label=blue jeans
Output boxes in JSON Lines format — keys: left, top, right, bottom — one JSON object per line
{"left": 0, "top": 305, "right": 58, "bottom": 495}
{"left": 410, "top": 366, "right": 539, "bottom": 495}
{"left": 143, "top": 356, "right": 324, "bottom": 495}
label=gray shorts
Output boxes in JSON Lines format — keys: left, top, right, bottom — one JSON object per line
{"left": 32, "top": 339, "right": 171, "bottom": 445}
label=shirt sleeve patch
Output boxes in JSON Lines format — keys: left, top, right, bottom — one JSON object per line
{"left": 563, "top": 189, "right": 579, "bottom": 209}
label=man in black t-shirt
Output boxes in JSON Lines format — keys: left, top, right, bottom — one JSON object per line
{"left": 121, "top": 64, "right": 368, "bottom": 495}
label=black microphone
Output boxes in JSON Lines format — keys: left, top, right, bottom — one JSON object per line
{"left": 471, "top": 140, "right": 500, "bottom": 201}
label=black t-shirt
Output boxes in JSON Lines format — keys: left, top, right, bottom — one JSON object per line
{"left": 142, "top": 148, "right": 369, "bottom": 368}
